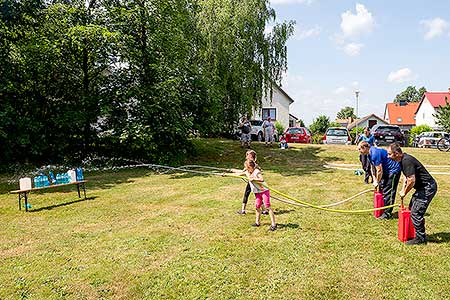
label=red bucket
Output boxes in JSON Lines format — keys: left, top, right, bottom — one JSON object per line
{"left": 373, "top": 191, "right": 384, "bottom": 218}
{"left": 398, "top": 205, "right": 416, "bottom": 242}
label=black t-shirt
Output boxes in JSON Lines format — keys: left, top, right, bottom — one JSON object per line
{"left": 401, "top": 153, "right": 434, "bottom": 189}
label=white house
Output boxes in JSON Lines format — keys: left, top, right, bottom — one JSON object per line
{"left": 415, "top": 90, "right": 450, "bottom": 130}
{"left": 347, "top": 114, "right": 388, "bottom": 130}
{"left": 252, "top": 83, "right": 294, "bottom": 130}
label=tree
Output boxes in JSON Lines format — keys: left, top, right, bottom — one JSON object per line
{"left": 297, "top": 119, "right": 305, "bottom": 127}
{"left": 336, "top": 106, "right": 356, "bottom": 120}
{"left": 433, "top": 97, "right": 450, "bottom": 132}
{"left": 394, "top": 86, "right": 427, "bottom": 103}
{"left": 309, "top": 115, "right": 330, "bottom": 135}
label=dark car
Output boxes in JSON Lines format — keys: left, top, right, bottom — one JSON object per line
{"left": 371, "top": 125, "right": 405, "bottom": 146}
{"left": 283, "top": 127, "right": 311, "bottom": 143}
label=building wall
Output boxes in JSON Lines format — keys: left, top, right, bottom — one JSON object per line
{"left": 253, "top": 86, "right": 291, "bottom": 129}
{"left": 416, "top": 98, "right": 438, "bottom": 129}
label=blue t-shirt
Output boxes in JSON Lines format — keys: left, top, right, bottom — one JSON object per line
{"left": 359, "top": 134, "right": 375, "bottom": 146}
{"left": 369, "top": 147, "right": 400, "bottom": 174}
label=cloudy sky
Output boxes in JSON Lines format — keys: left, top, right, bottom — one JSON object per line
{"left": 268, "top": 1, "right": 450, "bottom": 125}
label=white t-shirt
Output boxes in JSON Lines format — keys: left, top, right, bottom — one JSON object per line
{"left": 246, "top": 168, "right": 268, "bottom": 193}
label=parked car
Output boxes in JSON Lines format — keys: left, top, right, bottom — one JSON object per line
{"left": 283, "top": 127, "right": 312, "bottom": 143}
{"left": 415, "top": 131, "right": 450, "bottom": 148}
{"left": 323, "top": 127, "right": 351, "bottom": 144}
{"left": 233, "top": 119, "right": 278, "bottom": 141}
{"left": 371, "top": 125, "right": 405, "bottom": 146}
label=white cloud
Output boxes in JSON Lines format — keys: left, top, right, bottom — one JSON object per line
{"left": 343, "top": 43, "right": 364, "bottom": 56}
{"left": 387, "top": 68, "right": 417, "bottom": 83}
{"left": 340, "top": 3, "right": 375, "bottom": 38}
{"left": 270, "top": 0, "right": 314, "bottom": 5}
{"left": 294, "top": 25, "right": 321, "bottom": 40}
{"left": 420, "top": 18, "right": 449, "bottom": 40}
{"left": 334, "top": 87, "right": 347, "bottom": 94}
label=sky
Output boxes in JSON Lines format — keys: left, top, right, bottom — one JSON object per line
{"left": 268, "top": 0, "right": 450, "bottom": 126}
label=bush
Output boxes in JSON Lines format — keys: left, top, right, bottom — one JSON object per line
{"left": 409, "top": 125, "right": 433, "bottom": 145}
{"left": 275, "top": 121, "right": 285, "bottom": 137}
{"left": 312, "top": 133, "right": 324, "bottom": 144}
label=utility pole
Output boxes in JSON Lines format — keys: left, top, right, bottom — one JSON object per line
{"left": 355, "top": 90, "right": 360, "bottom": 144}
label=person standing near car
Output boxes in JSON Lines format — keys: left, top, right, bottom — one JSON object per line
{"left": 357, "top": 141, "right": 401, "bottom": 220}
{"left": 239, "top": 116, "right": 252, "bottom": 148}
{"left": 262, "top": 117, "right": 275, "bottom": 147}
{"left": 387, "top": 143, "right": 437, "bottom": 245}
{"left": 356, "top": 127, "right": 375, "bottom": 184}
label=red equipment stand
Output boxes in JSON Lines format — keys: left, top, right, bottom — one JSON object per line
{"left": 373, "top": 190, "right": 384, "bottom": 218}
{"left": 398, "top": 204, "right": 416, "bottom": 242}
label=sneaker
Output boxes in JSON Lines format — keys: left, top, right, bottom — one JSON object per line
{"left": 252, "top": 223, "right": 260, "bottom": 227}
{"left": 377, "top": 213, "right": 392, "bottom": 220}
{"left": 269, "top": 225, "right": 277, "bottom": 231}
{"left": 261, "top": 210, "right": 269, "bottom": 215}
{"left": 405, "top": 237, "right": 427, "bottom": 245}
{"left": 237, "top": 210, "right": 246, "bottom": 215}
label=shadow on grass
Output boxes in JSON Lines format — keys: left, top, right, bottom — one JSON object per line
{"left": 427, "top": 232, "right": 450, "bottom": 244}
{"left": 274, "top": 209, "right": 296, "bottom": 215}
{"left": 29, "top": 196, "right": 97, "bottom": 212}
{"left": 277, "top": 223, "right": 300, "bottom": 229}
{"left": 1, "top": 139, "right": 344, "bottom": 194}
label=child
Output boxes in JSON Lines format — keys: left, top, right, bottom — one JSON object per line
{"left": 233, "top": 150, "right": 268, "bottom": 215}
{"left": 279, "top": 135, "right": 288, "bottom": 149}
{"left": 244, "top": 159, "right": 277, "bottom": 231}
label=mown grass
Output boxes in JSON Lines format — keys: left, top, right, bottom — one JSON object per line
{"left": 1, "top": 139, "right": 450, "bottom": 299}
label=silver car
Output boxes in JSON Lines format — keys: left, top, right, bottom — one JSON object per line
{"left": 323, "top": 127, "right": 351, "bottom": 144}
{"left": 417, "top": 131, "right": 449, "bottom": 148}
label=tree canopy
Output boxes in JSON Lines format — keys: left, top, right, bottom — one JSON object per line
{"left": 336, "top": 106, "right": 356, "bottom": 120}
{"left": 309, "top": 115, "right": 330, "bottom": 135}
{"left": 0, "top": 0, "right": 294, "bottom": 167}
{"left": 394, "top": 86, "right": 427, "bottom": 103}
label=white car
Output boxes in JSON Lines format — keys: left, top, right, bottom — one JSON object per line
{"left": 323, "top": 127, "right": 351, "bottom": 144}
{"left": 417, "top": 131, "right": 449, "bottom": 148}
{"left": 249, "top": 120, "right": 277, "bottom": 142}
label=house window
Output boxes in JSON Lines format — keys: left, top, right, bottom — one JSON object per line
{"left": 262, "top": 108, "right": 276, "bottom": 120}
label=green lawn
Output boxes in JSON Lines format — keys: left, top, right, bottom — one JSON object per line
{"left": 1, "top": 139, "right": 450, "bottom": 299}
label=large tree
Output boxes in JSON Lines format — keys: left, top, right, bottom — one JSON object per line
{"left": 394, "top": 86, "right": 427, "bottom": 103}
{"left": 336, "top": 106, "right": 356, "bottom": 120}
{"left": 0, "top": 0, "right": 295, "bottom": 166}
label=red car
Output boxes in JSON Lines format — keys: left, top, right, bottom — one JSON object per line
{"left": 283, "top": 127, "right": 312, "bottom": 143}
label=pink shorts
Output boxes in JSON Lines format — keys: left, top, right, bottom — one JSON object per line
{"left": 255, "top": 190, "right": 271, "bottom": 209}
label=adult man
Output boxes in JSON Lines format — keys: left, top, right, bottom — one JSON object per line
{"left": 239, "top": 116, "right": 252, "bottom": 148}
{"left": 387, "top": 143, "right": 437, "bottom": 245}
{"left": 262, "top": 117, "right": 275, "bottom": 147}
{"left": 357, "top": 141, "right": 401, "bottom": 219}
{"left": 357, "top": 127, "right": 375, "bottom": 184}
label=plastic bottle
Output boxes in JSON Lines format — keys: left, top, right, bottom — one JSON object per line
{"left": 49, "top": 171, "right": 56, "bottom": 184}
{"left": 76, "top": 168, "right": 84, "bottom": 181}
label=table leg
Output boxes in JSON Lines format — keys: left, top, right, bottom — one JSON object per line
{"left": 24, "top": 193, "right": 28, "bottom": 212}
{"left": 18, "top": 193, "right": 22, "bottom": 210}
{"left": 77, "top": 184, "right": 81, "bottom": 198}
{"left": 82, "top": 183, "right": 86, "bottom": 199}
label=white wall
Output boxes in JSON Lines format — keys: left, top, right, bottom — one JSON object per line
{"left": 416, "top": 98, "right": 438, "bottom": 129}
{"left": 253, "top": 86, "right": 292, "bottom": 129}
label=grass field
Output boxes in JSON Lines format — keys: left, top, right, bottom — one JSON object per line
{"left": 1, "top": 139, "right": 450, "bottom": 299}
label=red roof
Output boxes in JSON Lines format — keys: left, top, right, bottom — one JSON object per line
{"left": 423, "top": 92, "right": 450, "bottom": 107}
{"left": 385, "top": 102, "right": 419, "bottom": 125}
